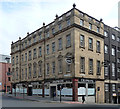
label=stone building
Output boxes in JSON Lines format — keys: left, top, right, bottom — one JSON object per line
{"left": 11, "top": 4, "right": 105, "bottom": 103}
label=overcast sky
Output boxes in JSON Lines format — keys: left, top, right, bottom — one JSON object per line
{"left": 0, "top": 0, "right": 119, "bottom": 56}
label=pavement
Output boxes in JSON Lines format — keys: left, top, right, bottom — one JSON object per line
{"left": 2, "top": 93, "right": 120, "bottom": 105}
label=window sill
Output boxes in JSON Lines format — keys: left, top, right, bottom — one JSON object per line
{"left": 79, "top": 46, "right": 85, "bottom": 49}
{"left": 88, "top": 48, "right": 93, "bottom": 51}
{"left": 66, "top": 45, "right": 71, "bottom": 49}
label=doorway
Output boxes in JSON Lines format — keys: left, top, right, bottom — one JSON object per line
{"left": 50, "top": 86, "right": 56, "bottom": 98}
{"left": 113, "top": 96, "right": 117, "bottom": 104}
{"left": 28, "top": 87, "right": 32, "bottom": 96}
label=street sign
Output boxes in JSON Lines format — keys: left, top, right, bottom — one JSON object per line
{"left": 65, "top": 58, "right": 72, "bottom": 64}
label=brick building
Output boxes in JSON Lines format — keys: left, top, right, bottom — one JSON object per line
{"left": 0, "top": 54, "right": 12, "bottom": 93}
{"left": 11, "top": 4, "right": 105, "bottom": 103}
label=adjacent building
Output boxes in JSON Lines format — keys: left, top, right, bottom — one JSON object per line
{"left": 104, "top": 25, "right": 120, "bottom": 104}
{"left": 0, "top": 54, "right": 12, "bottom": 93}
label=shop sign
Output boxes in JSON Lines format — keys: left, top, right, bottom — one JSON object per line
{"left": 79, "top": 79, "right": 95, "bottom": 83}
{"left": 64, "top": 74, "right": 71, "bottom": 77}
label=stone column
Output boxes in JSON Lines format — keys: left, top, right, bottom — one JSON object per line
{"left": 72, "top": 78, "right": 78, "bottom": 101}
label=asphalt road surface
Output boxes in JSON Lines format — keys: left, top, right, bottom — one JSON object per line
{"left": 2, "top": 95, "right": 120, "bottom": 109}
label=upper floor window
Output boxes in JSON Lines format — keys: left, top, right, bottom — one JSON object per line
{"left": 96, "top": 41, "right": 100, "bottom": 53}
{"left": 80, "top": 57, "right": 85, "bottom": 73}
{"left": 58, "top": 59, "right": 62, "bottom": 73}
{"left": 104, "top": 31, "right": 108, "bottom": 37}
{"left": 89, "top": 59, "right": 93, "bottom": 75}
{"left": 52, "top": 42, "right": 55, "bottom": 53}
{"left": 58, "top": 23, "right": 62, "bottom": 30}
{"left": 39, "top": 33, "right": 42, "bottom": 40}
{"left": 89, "top": 23, "right": 92, "bottom": 30}
{"left": 46, "top": 63, "right": 49, "bottom": 75}
{"left": 39, "top": 47, "right": 42, "bottom": 56}
{"left": 25, "top": 41, "right": 27, "bottom": 47}
{"left": 112, "top": 63, "right": 115, "bottom": 76}
{"left": 29, "top": 50, "right": 32, "bottom": 60}
{"left": 22, "top": 69, "right": 24, "bottom": 80}
{"left": 46, "top": 31, "right": 49, "bottom": 38}
{"left": 52, "top": 61, "right": 55, "bottom": 74}
{"left": 112, "top": 84, "right": 116, "bottom": 92}
{"left": 97, "top": 60, "right": 101, "bottom": 75}
{"left": 117, "top": 58, "right": 120, "bottom": 63}
{"left": 16, "top": 56, "right": 18, "bottom": 64}
{"left": 105, "top": 66, "right": 108, "bottom": 76}
{"left": 12, "top": 57, "right": 14, "bottom": 65}
{"left": 25, "top": 53, "right": 27, "bottom": 61}
{"left": 104, "top": 45, "right": 108, "bottom": 54}
{"left": 28, "top": 65, "right": 31, "bottom": 78}
{"left": 58, "top": 38, "right": 62, "bottom": 50}
{"left": 112, "top": 47, "right": 115, "bottom": 56}
{"left": 16, "top": 45, "right": 18, "bottom": 51}
{"left": 80, "top": 19, "right": 84, "bottom": 26}
{"left": 67, "top": 19, "right": 70, "bottom": 26}
{"left": 25, "top": 68, "right": 27, "bottom": 79}
{"left": 33, "top": 36, "right": 36, "bottom": 43}
{"left": 46, "top": 44, "right": 49, "bottom": 54}
{"left": 33, "top": 48, "right": 37, "bottom": 58}
{"left": 33, "top": 63, "right": 37, "bottom": 78}
{"left": 97, "top": 27, "right": 100, "bottom": 33}
{"left": 105, "top": 84, "right": 109, "bottom": 91}
{"left": 112, "top": 34, "right": 115, "bottom": 40}
{"left": 52, "top": 28, "right": 55, "bottom": 34}
{"left": 117, "top": 37, "right": 120, "bottom": 42}
{"left": 88, "top": 38, "right": 93, "bottom": 50}
{"left": 80, "top": 35, "right": 85, "bottom": 47}
{"left": 66, "top": 34, "right": 71, "bottom": 47}
{"left": 29, "top": 39, "right": 31, "bottom": 45}
{"left": 38, "top": 61, "right": 42, "bottom": 76}
{"left": 66, "top": 63, "right": 71, "bottom": 72}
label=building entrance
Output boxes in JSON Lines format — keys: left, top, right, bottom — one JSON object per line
{"left": 28, "top": 86, "right": 32, "bottom": 96}
{"left": 50, "top": 86, "right": 56, "bottom": 98}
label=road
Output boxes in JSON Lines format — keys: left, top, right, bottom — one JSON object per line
{"left": 2, "top": 95, "right": 120, "bottom": 109}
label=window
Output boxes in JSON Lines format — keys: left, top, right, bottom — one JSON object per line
{"left": 80, "top": 19, "right": 84, "bottom": 26}
{"left": 117, "top": 37, "right": 120, "bottom": 42}
{"left": 89, "top": 59, "right": 93, "bottom": 74}
{"left": 46, "top": 44, "right": 49, "bottom": 54}
{"left": 12, "top": 68, "right": 14, "bottom": 81}
{"left": 25, "top": 41, "right": 27, "bottom": 47}
{"left": 33, "top": 36, "right": 36, "bottom": 43}
{"left": 97, "top": 27, "right": 100, "bottom": 33}
{"left": 52, "top": 28, "right": 55, "bottom": 34}
{"left": 29, "top": 50, "right": 31, "bottom": 60}
{"left": 104, "top": 31, "right": 108, "bottom": 37}
{"left": 104, "top": 45, "right": 108, "bottom": 54}
{"left": 89, "top": 23, "right": 92, "bottom": 30}
{"left": 33, "top": 63, "right": 37, "bottom": 77}
{"left": 118, "top": 68, "right": 120, "bottom": 72}
{"left": 28, "top": 66, "right": 31, "bottom": 78}
{"left": 112, "top": 47, "right": 115, "bottom": 56}
{"left": 96, "top": 41, "right": 100, "bottom": 52}
{"left": 66, "top": 34, "right": 71, "bottom": 47}
{"left": 97, "top": 60, "right": 101, "bottom": 75}
{"left": 52, "top": 61, "right": 55, "bottom": 74}
{"left": 58, "top": 59, "right": 62, "bottom": 73}
{"left": 8, "top": 77, "right": 11, "bottom": 81}
{"left": 80, "top": 35, "right": 85, "bottom": 47}
{"left": 58, "top": 23, "right": 62, "bottom": 30}
{"left": 8, "top": 68, "right": 10, "bottom": 72}
{"left": 112, "top": 63, "right": 115, "bottom": 76}
{"left": 25, "top": 53, "right": 27, "bottom": 61}
{"left": 16, "top": 67, "right": 18, "bottom": 80}
{"left": 12, "top": 57, "right": 14, "bottom": 65}
{"left": 105, "top": 66, "right": 108, "bottom": 76}
{"left": 22, "top": 69, "right": 24, "bottom": 80}
{"left": 117, "top": 58, "right": 120, "bottom": 63}
{"left": 38, "top": 61, "right": 42, "bottom": 76}
{"left": 33, "top": 48, "right": 37, "bottom": 58}
{"left": 52, "top": 42, "right": 55, "bottom": 53}
{"left": 58, "top": 38, "right": 62, "bottom": 50}
{"left": 25, "top": 68, "right": 27, "bottom": 79}
{"left": 46, "top": 63, "right": 49, "bottom": 75}
{"left": 46, "top": 31, "right": 49, "bottom": 38}
{"left": 66, "top": 63, "right": 71, "bottom": 72}
{"left": 16, "top": 45, "right": 18, "bottom": 50}
{"left": 105, "top": 84, "right": 109, "bottom": 91}
{"left": 29, "top": 39, "right": 31, "bottom": 45}
{"left": 39, "top": 47, "right": 42, "bottom": 56}
{"left": 88, "top": 38, "right": 93, "bottom": 50}
{"left": 39, "top": 33, "right": 42, "bottom": 40}
{"left": 16, "top": 56, "right": 18, "bottom": 64}
{"left": 112, "top": 34, "right": 115, "bottom": 40}
{"left": 67, "top": 19, "right": 70, "bottom": 26}
{"left": 80, "top": 57, "right": 85, "bottom": 73}
{"left": 112, "top": 84, "right": 116, "bottom": 91}
{"left": 22, "top": 54, "right": 24, "bottom": 62}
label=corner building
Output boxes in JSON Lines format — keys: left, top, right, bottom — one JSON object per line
{"left": 11, "top": 5, "right": 104, "bottom": 103}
